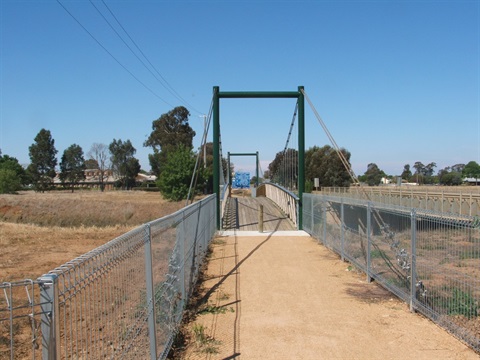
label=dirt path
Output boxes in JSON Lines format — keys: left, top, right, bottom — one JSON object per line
{"left": 180, "top": 231, "right": 479, "bottom": 359}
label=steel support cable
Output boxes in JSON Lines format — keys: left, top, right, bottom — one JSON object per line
{"left": 186, "top": 99, "right": 214, "bottom": 205}
{"left": 97, "top": 0, "right": 203, "bottom": 115}
{"left": 273, "top": 102, "right": 298, "bottom": 186}
{"left": 56, "top": 0, "right": 176, "bottom": 108}
{"left": 301, "top": 89, "right": 359, "bottom": 185}
{"left": 302, "top": 88, "right": 392, "bottom": 231}
{"left": 302, "top": 89, "right": 416, "bottom": 290}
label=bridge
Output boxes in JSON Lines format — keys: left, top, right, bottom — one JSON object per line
{"left": 2, "top": 87, "right": 480, "bottom": 359}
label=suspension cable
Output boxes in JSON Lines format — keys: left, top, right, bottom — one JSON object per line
{"left": 301, "top": 89, "right": 360, "bottom": 186}
{"left": 185, "top": 98, "right": 214, "bottom": 205}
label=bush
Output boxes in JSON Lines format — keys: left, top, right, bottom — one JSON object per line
{"left": 0, "top": 169, "right": 21, "bottom": 194}
{"left": 447, "top": 288, "right": 478, "bottom": 319}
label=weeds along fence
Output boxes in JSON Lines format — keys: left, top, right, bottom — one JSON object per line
{"left": 303, "top": 193, "right": 480, "bottom": 352}
{"left": 0, "top": 194, "right": 216, "bottom": 360}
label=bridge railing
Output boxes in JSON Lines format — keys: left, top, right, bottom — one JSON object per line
{"left": 0, "top": 194, "right": 217, "bottom": 360}
{"left": 320, "top": 186, "right": 480, "bottom": 217}
{"left": 257, "top": 183, "right": 299, "bottom": 227}
{"left": 303, "top": 193, "right": 480, "bottom": 353}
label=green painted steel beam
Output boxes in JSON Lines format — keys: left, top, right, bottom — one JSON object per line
{"left": 218, "top": 91, "right": 300, "bottom": 99}
{"left": 297, "top": 86, "right": 305, "bottom": 230}
{"left": 212, "top": 86, "right": 305, "bottom": 230}
{"left": 213, "top": 86, "right": 220, "bottom": 230}
{"left": 228, "top": 152, "right": 258, "bottom": 156}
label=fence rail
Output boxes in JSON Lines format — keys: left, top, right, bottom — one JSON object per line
{"left": 320, "top": 186, "right": 480, "bottom": 217}
{"left": 0, "top": 194, "right": 217, "bottom": 359}
{"left": 303, "top": 193, "right": 480, "bottom": 353}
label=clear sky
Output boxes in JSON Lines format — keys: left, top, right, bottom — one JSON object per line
{"left": 1, "top": 0, "right": 479, "bottom": 177}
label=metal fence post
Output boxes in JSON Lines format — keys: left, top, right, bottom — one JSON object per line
{"left": 144, "top": 224, "right": 157, "bottom": 359}
{"left": 341, "top": 199, "right": 345, "bottom": 261}
{"left": 39, "top": 274, "right": 60, "bottom": 360}
{"left": 410, "top": 209, "right": 417, "bottom": 312}
{"left": 322, "top": 199, "right": 327, "bottom": 246}
{"left": 366, "top": 202, "right": 372, "bottom": 283}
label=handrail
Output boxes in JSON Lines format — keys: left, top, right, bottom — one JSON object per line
{"left": 257, "top": 182, "right": 299, "bottom": 227}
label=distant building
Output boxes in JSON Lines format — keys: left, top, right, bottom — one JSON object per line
{"left": 464, "top": 177, "right": 480, "bottom": 186}
{"left": 53, "top": 169, "right": 157, "bottom": 190}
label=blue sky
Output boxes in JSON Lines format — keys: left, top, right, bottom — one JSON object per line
{"left": 1, "top": 0, "right": 479, "bottom": 177}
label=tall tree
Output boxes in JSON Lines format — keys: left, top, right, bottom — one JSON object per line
{"left": 361, "top": 163, "right": 386, "bottom": 186}
{"left": 109, "top": 139, "right": 140, "bottom": 190}
{"left": 27, "top": 129, "right": 58, "bottom": 192}
{"left": 413, "top": 161, "right": 425, "bottom": 184}
{"left": 87, "top": 143, "right": 110, "bottom": 191}
{"left": 59, "top": 144, "right": 86, "bottom": 192}
{"left": 144, "top": 106, "right": 195, "bottom": 176}
{"left": 401, "top": 164, "right": 412, "bottom": 181}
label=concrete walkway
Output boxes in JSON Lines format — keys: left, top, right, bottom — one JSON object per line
{"left": 182, "top": 232, "right": 479, "bottom": 359}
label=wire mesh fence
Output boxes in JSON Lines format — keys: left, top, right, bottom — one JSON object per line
{"left": 0, "top": 194, "right": 216, "bottom": 359}
{"left": 303, "top": 193, "right": 480, "bottom": 353}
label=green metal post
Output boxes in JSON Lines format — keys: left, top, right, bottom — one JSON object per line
{"left": 298, "top": 86, "right": 305, "bottom": 230}
{"left": 213, "top": 86, "right": 220, "bottom": 229}
{"left": 256, "top": 151, "right": 259, "bottom": 187}
{"left": 228, "top": 152, "right": 231, "bottom": 186}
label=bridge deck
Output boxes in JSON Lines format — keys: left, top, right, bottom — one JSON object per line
{"left": 223, "top": 195, "right": 296, "bottom": 231}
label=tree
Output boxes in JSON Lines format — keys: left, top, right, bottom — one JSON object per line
{"left": 268, "top": 148, "right": 298, "bottom": 188}
{"left": 413, "top": 161, "right": 425, "bottom": 184}
{"left": 401, "top": 164, "right": 412, "bottom": 181}
{"left": 157, "top": 145, "right": 196, "bottom": 201}
{"left": 87, "top": 143, "right": 110, "bottom": 191}
{"left": 109, "top": 139, "right": 140, "bottom": 190}
{"left": 144, "top": 106, "right": 195, "bottom": 176}
{"left": 438, "top": 167, "right": 463, "bottom": 186}
{"left": 0, "top": 152, "right": 28, "bottom": 193}
{"left": 463, "top": 161, "right": 480, "bottom": 183}
{"left": 197, "top": 142, "right": 228, "bottom": 194}
{"left": 362, "top": 163, "right": 386, "bottom": 186}
{"left": 59, "top": 144, "right": 86, "bottom": 192}
{"left": 0, "top": 169, "right": 21, "bottom": 194}
{"left": 27, "top": 129, "right": 58, "bottom": 192}
{"left": 85, "top": 158, "right": 99, "bottom": 169}
{"left": 304, "top": 145, "right": 352, "bottom": 187}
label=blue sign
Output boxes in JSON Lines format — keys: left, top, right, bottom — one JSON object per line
{"left": 233, "top": 172, "right": 250, "bottom": 189}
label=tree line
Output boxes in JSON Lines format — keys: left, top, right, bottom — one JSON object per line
{"left": 358, "top": 161, "right": 480, "bottom": 186}
{"left": 0, "top": 106, "right": 224, "bottom": 200}
{"left": 2, "top": 105, "right": 477, "bottom": 196}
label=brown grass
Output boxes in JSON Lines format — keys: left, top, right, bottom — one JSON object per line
{"left": 0, "top": 190, "right": 184, "bottom": 282}
{"left": 0, "top": 190, "right": 183, "bottom": 227}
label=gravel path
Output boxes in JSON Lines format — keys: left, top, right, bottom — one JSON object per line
{"left": 181, "top": 232, "right": 479, "bottom": 359}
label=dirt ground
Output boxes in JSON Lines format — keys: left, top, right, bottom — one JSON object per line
{"left": 176, "top": 232, "right": 479, "bottom": 360}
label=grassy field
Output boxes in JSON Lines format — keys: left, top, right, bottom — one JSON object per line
{"left": 0, "top": 190, "right": 184, "bottom": 282}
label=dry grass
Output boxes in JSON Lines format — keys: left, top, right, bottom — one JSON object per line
{"left": 0, "top": 190, "right": 183, "bottom": 227}
{"left": 0, "top": 190, "right": 185, "bottom": 282}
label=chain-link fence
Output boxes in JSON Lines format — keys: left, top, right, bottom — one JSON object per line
{"left": 303, "top": 193, "right": 480, "bottom": 352}
{"left": 0, "top": 194, "right": 216, "bottom": 359}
